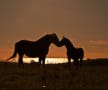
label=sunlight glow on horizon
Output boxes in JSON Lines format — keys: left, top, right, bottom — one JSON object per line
{"left": 8, "top": 58, "right": 69, "bottom": 64}
{"left": 0, "top": 50, "right": 108, "bottom": 62}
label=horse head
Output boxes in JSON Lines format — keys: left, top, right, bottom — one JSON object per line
{"left": 59, "top": 36, "right": 66, "bottom": 46}
{"left": 48, "top": 33, "right": 60, "bottom": 46}
{"left": 60, "top": 36, "right": 74, "bottom": 48}
{"left": 60, "top": 36, "right": 70, "bottom": 45}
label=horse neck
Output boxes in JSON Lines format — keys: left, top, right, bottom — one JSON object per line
{"left": 53, "top": 39, "right": 61, "bottom": 47}
{"left": 64, "top": 40, "right": 74, "bottom": 50}
{"left": 50, "top": 36, "right": 60, "bottom": 47}
{"left": 35, "top": 36, "right": 51, "bottom": 47}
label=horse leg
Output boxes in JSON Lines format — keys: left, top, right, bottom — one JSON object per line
{"left": 80, "top": 58, "right": 83, "bottom": 66}
{"left": 39, "top": 56, "right": 46, "bottom": 65}
{"left": 39, "top": 57, "right": 42, "bottom": 65}
{"left": 67, "top": 55, "right": 71, "bottom": 64}
{"left": 42, "top": 56, "right": 46, "bottom": 65}
{"left": 67, "top": 56, "right": 71, "bottom": 69}
{"left": 73, "top": 59, "right": 79, "bottom": 66}
{"left": 18, "top": 54, "right": 24, "bottom": 68}
{"left": 73, "top": 59, "right": 81, "bottom": 71}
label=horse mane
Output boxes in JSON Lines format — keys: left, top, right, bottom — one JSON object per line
{"left": 63, "top": 37, "right": 74, "bottom": 48}
{"left": 36, "top": 33, "right": 56, "bottom": 42}
{"left": 36, "top": 34, "right": 49, "bottom": 42}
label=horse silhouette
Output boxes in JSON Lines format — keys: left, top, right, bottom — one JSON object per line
{"left": 60, "top": 37, "right": 84, "bottom": 66}
{"left": 7, "top": 33, "right": 61, "bottom": 67}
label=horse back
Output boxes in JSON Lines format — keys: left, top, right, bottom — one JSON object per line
{"left": 15, "top": 40, "right": 35, "bottom": 48}
{"left": 15, "top": 40, "right": 49, "bottom": 57}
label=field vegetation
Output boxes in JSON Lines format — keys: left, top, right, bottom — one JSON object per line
{"left": 0, "top": 59, "right": 108, "bottom": 90}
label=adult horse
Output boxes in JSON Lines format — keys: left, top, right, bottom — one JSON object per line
{"left": 7, "top": 33, "right": 61, "bottom": 67}
{"left": 60, "top": 37, "right": 84, "bottom": 66}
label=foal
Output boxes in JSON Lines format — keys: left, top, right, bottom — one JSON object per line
{"left": 60, "top": 37, "right": 84, "bottom": 66}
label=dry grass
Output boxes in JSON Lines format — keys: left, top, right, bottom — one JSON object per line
{"left": 0, "top": 59, "right": 108, "bottom": 90}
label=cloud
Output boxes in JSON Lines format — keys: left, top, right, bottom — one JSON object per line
{"left": 89, "top": 40, "right": 108, "bottom": 46}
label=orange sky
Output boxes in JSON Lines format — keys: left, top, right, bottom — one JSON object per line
{"left": 0, "top": 0, "right": 108, "bottom": 60}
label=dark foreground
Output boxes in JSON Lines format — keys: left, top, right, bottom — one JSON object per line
{"left": 0, "top": 59, "right": 108, "bottom": 90}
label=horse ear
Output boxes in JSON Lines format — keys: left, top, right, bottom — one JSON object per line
{"left": 63, "top": 36, "right": 65, "bottom": 39}
{"left": 52, "top": 33, "right": 56, "bottom": 35}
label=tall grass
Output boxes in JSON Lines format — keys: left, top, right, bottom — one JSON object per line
{"left": 0, "top": 60, "right": 108, "bottom": 90}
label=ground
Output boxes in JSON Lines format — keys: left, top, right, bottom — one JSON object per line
{"left": 0, "top": 59, "right": 108, "bottom": 90}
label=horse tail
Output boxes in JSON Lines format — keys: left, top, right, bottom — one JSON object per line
{"left": 7, "top": 44, "right": 17, "bottom": 61}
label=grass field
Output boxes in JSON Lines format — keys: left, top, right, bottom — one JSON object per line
{"left": 0, "top": 59, "right": 108, "bottom": 90}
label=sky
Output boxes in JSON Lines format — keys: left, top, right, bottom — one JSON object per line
{"left": 0, "top": 0, "right": 108, "bottom": 60}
